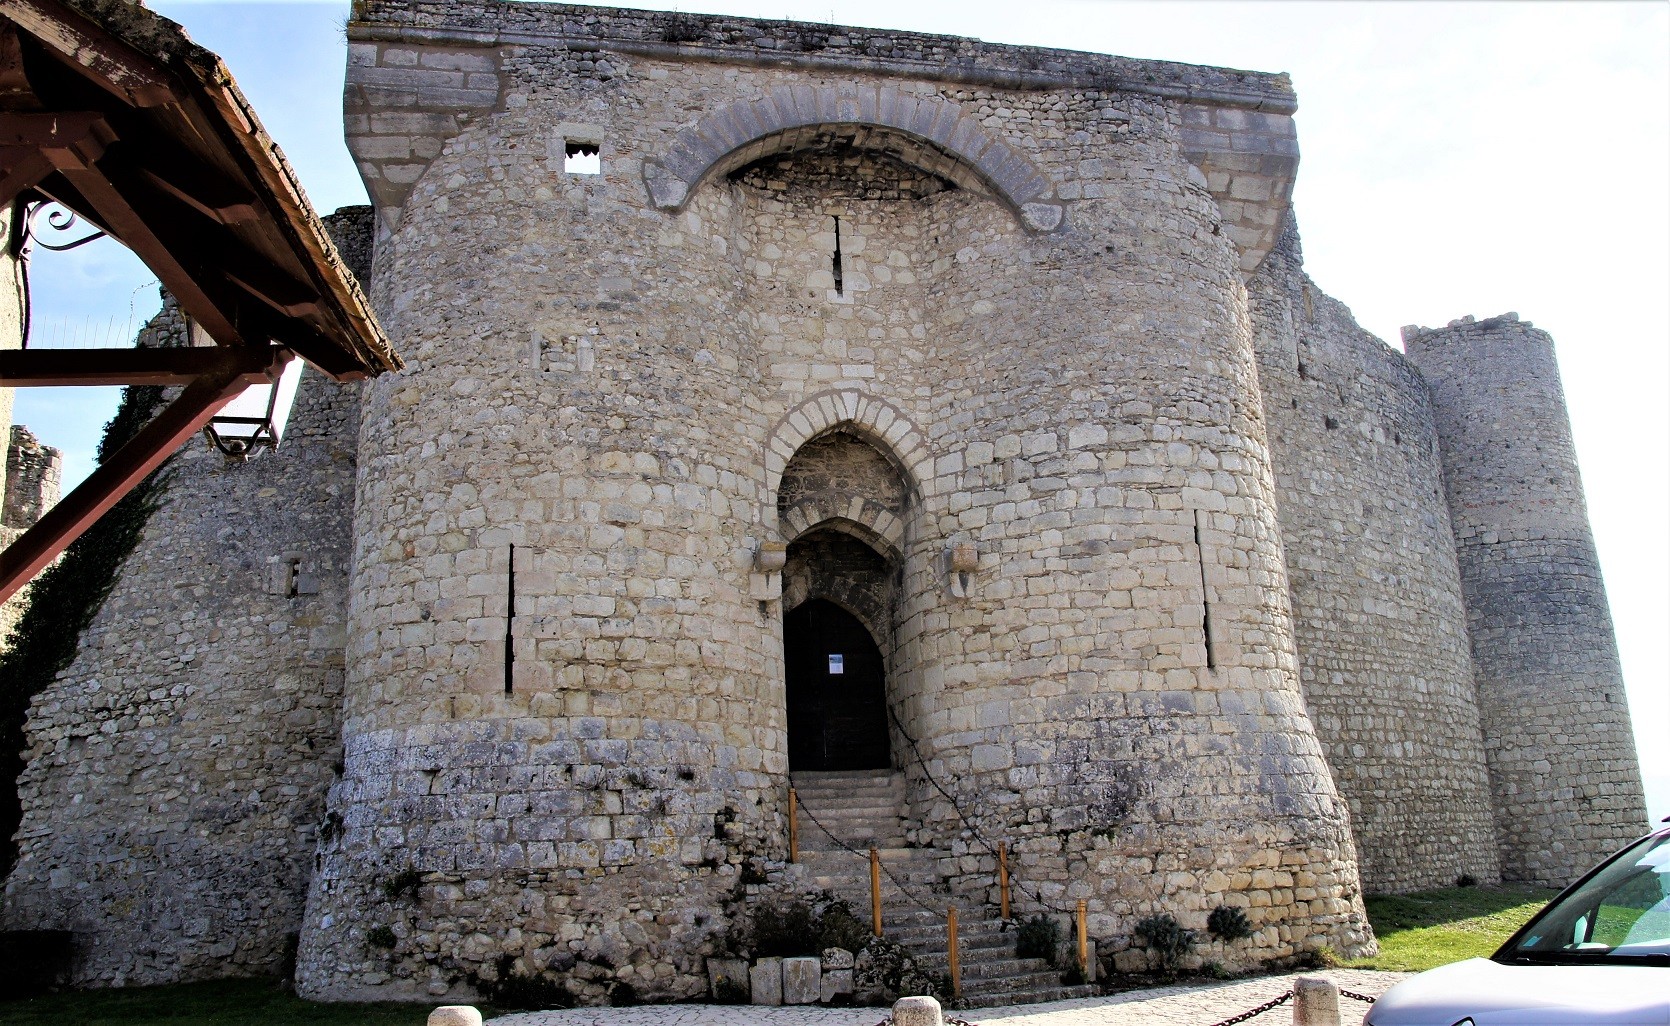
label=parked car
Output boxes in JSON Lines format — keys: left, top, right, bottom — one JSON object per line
{"left": 1364, "top": 820, "right": 1670, "bottom": 1026}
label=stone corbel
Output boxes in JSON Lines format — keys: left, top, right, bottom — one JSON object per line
{"left": 946, "top": 541, "right": 979, "bottom": 599}
{"left": 751, "top": 540, "right": 787, "bottom": 602}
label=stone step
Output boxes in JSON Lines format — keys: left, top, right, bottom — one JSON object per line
{"left": 961, "top": 983, "right": 1102, "bottom": 1006}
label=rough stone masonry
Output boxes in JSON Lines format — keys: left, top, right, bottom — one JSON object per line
{"left": 1, "top": 1, "right": 1646, "bottom": 1003}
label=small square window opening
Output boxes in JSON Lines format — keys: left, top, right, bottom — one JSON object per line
{"left": 564, "top": 141, "right": 601, "bottom": 175}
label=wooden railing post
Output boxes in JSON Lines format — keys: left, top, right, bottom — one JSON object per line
{"left": 788, "top": 787, "right": 798, "bottom": 864}
{"left": 998, "top": 840, "right": 1010, "bottom": 921}
{"left": 870, "top": 845, "right": 883, "bottom": 936}
{"left": 1076, "top": 899, "right": 1089, "bottom": 974}
{"left": 947, "top": 907, "right": 962, "bottom": 999}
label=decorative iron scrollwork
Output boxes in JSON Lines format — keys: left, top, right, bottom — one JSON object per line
{"left": 26, "top": 201, "right": 108, "bottom": 252}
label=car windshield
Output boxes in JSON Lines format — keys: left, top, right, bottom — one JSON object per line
{"left": 1499, "top": 831, "right": 1670, "bottom": 964}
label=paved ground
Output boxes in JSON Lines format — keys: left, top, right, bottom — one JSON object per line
{"left": 487, "top": 969, "right": 1407, "bottom": 1026}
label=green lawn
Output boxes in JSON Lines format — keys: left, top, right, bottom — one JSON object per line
{"left": 1347, "top": 883, "right": 1558, "bottom": 973}
{"left": 0, "top": 976, "right": 466, "bottom": 1026}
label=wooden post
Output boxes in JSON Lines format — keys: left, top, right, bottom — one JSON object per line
{"left": 870, "top": 845, "right": 883, "bottom": 936}
{"left": 1076, "top": 899, "right": 1089, "bottom": 974}
{"left": 947, "top": 907, "right": 962, "bottom": 999}
{"left": 788, "top": 787, "right": 798, "bottom": 864}
{"left": 998, "top": 841, "right": 1010, "bottom": 921}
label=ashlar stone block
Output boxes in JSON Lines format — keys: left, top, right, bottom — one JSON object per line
{"left": 749, "top": 957, "right": 783, "bottom": 1005}
{"left": 782, "top": 956, "right": 820, "bottom": 1004}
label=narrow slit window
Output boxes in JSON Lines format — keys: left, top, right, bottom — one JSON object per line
{"left": 564, "top": 140, "right": 601, "bottom": 175}
{"left": 1194, "top": 510, "right": 1216, "bottom": 670}
{"left": 504, "top": 543, "right": 516, "bottom": 694}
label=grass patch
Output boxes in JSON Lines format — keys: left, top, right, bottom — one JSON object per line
{"left": 0, "top": 976, "right": 473, "bottom": 1025}
{"left": 1348, "top": 883, "right": 1557, "bottom": 973}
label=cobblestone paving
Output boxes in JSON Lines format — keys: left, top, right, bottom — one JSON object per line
{"left": 489, "top": 969, "right": 1408, "bottom": 1026}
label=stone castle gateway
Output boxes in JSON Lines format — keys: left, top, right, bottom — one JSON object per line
{"left": 1, "top": 0, "right": 1647, "bottom": 1002}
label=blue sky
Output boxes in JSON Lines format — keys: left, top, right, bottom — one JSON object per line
{"left": 13, "top": 1, "right": 1668, "bottom": 822}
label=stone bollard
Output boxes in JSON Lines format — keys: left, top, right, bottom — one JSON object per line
{"left": 428, "top": 1007, "right": 483, "bottom": 1026}
{"left": 1292, "top": 976, "right": 1341, "bottom": 1026}
{"left": 892, "top": 995, "right": 944, "bottom": 1026}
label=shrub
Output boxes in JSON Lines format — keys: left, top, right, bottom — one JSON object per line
{"left": 1060, "top": 962, "right": 1088, "bottom": 986}
{"left": 1134, "top": 914, "right": 1195, "bottom": 974}
{"left": 474, "top": 955, "right": 576, "bottom": 1011}
{"left": 365, "top": 925, "right": 397, "bottom": 950}
{"left": 1456, "top": 873, "right": 1479, "bottom": 888}
{"left": 751, "top": 899, "right": 821, "bottom": 957}
{"left": 818, "top": 900, "right": 871, "bottom": 953}
{"left": 381, "top": 868, "right": 424, "bottom": 901}
{"left": 1207, "top": 904, "right": 1253, "bottom": 942}
{"left": 1015, "top": 913, "right": 1062, "bottom": 966}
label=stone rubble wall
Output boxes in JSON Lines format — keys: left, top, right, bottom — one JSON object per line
{"left": 1246, "top": 224, "right": 1500, "bottom": 894}
{"left": 1403, "top": 315, "right": 1647, "bottom": 885}
{"left": 4, "top": 426, "right": 62, "bottom": 530}
{"left": 298, "top": 8, "right": 1371, "bottom": 1002}
{"left": 0, "top": 426, "right": 63, "bottom": 651}
{"left": 0, "top": 204, "right": 24, "bottom": 650}
{"left": 0, "top": 209, "right": 373, "bottom": 985}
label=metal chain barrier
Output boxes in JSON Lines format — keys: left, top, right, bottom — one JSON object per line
{"left": 1197, "top": 991, "right": 1293, "bottom": 1026}
{"left": 1340, "top": 988, "right": 1379, "bottom": 1004}
{"left": 794, "top": 795, "right": 946, "bottom": 920}
{"left": 887, "top": 705, "right": 1052, "bottom": 912}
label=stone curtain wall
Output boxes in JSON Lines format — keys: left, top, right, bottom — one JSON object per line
{"left": 2, "top": 209, "right": 373, "bottom": 985}
{"left": 1246, "top": 225, "right": 1500, "bottom": 893}
{"left": 303, "top": 3, "right": 1370, "bottom": 1001}
{"left": 1404, "top": 316, "right": 1647, "bottom": 885}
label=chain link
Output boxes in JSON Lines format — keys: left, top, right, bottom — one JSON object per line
{"left": 1196, "top": 990, "right": 1293, "bottom": 1026}
{"left": 1339, "top": 988, "right": 1378, "bottom": 1004}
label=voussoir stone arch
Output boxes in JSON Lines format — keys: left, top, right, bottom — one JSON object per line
{"left": 765, "top": 389, "right": 931, "bottom": 530}
{"left": 781, "top": 499, "right": 906, "bottom": 563}
{"left": 643, "top": 84, "right": 1064, "bottom": 232}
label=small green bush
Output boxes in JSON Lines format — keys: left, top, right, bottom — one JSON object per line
{"left": 1015, "top": 913, "right": 1062, "bottom": 966}
{"left": 474, "top": 955, "right": 575, "bottom": 1011}
{"left": 1134, "top": 913, "right": 1196, "bottom": 974}
{"left": 751, "top": 899, "right": 821, "bottom": 957}
{"left": 365, "top": 926, "right": 396, "bottom": 950}
{"left": 817, "top": 900, "right": 871, "bottom": 953}
{"left": 381, "top": 869, "right": 424, "bottom": 901}
{"left": 1456, "top": 873, "right": 1479, "bottom": 888}
{"left": 1207, "top": 904, "right": 1253, "bottom": 942}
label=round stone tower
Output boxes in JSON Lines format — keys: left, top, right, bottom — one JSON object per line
{"left": 1403, "top": 314, "right": 1647, "bottom": 886}
{"left": 298, "top": 1, "right": 1371, "bottom": 1001}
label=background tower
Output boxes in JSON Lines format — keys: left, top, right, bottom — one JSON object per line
{"left": 1404, "top": 314, "right": 1647, "bottom": 885}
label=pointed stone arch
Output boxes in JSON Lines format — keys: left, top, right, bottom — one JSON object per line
{"left": 764, "top": 389, "right": 932, "bottom": 542}
{"left": 642, "top": 85, "right": 1064, "bottom": 232}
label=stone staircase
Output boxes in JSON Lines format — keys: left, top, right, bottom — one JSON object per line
{"left": 791, "top": 769, "right": 1099, "bottom": 1007}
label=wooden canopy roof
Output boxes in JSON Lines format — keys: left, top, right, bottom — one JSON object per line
{"left": 0, "top": 0, "right": 401, "bottom": 603}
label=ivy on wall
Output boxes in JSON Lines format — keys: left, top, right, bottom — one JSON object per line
{"left": 0, "top": 384, "right": 171, "bottom": 878}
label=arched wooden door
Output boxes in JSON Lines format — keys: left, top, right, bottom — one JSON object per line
{"left": 784, "top": 599, "right": 890, "bottom": 771}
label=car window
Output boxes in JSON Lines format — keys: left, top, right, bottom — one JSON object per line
{"left": 1505, "top": 832, "right": 1670, "bottom": 961}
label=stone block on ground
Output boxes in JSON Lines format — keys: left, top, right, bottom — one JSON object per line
{"left": 892, "top": 995, "right": 943, "bottom": 1026}
{"left": 1293, "top": 975, "right": 1341, "bottom": 1026}
{"left": 427, "top": 1007, "right": 482, "bottom": 1026}
{"left": 782, "top": 955, "right": 821, "bottom": 1004}
{"left": 821, "top": 967, "right": 854, "bottom": 1002}
{"left": 749, "top": 956, "right": 783, "bottom": 1006}
{"left": 706, "top": 956, "right": 749, "bottom": 1002}
{"left": 822, "top": 946, "right": 854, "bottom": 969}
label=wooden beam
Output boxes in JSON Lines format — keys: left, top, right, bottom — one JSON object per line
{"left": 139, "top": 160, "right": 256, "bottom": 225}
{"left": 0, "top": 350, "right": 290, "bottom": 605}
{"left": 0, "top": 109, "right": 104, "bottom": 145}
{"left": 46, "top": 144, "right": 248, "bottom": 345}
{"left": 0, "top": 344, "right": 274, "bottom": 386}
{"left": 0, "top": 0, "right": 174, "bottom": 108}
